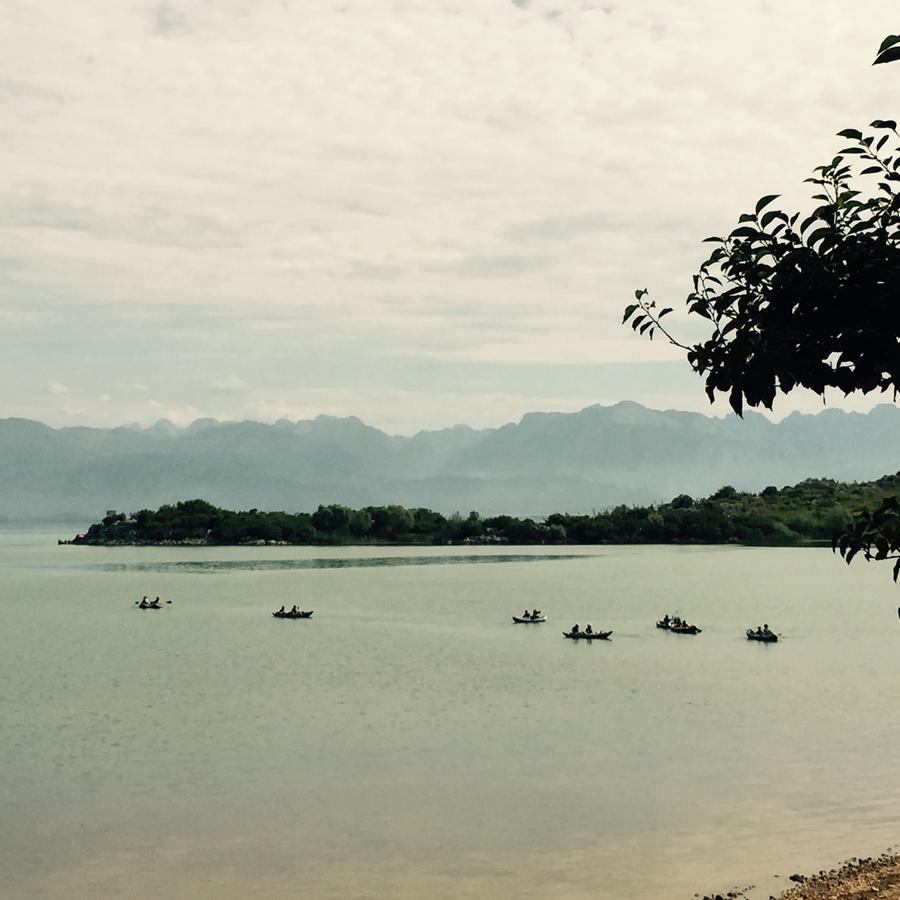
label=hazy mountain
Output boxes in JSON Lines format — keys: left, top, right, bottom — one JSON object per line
{"left": 1, "top": 402, "right": 898, "bottom": 524}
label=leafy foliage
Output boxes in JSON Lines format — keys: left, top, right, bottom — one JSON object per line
{"left": 623, "top": 35, "right": 900, "bottom": 581}
{"left": 874, "top": 34, "right": 900, "bottom": 66}
{"left": 834, "top": 495, "right": 900, "bottom": 582}
{"left": 624, "top": 118, "right": 900, "bottom": 417}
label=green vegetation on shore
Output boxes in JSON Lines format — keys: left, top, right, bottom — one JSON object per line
{"left": 69, "top": 473, "right": 900, "bottom": 547}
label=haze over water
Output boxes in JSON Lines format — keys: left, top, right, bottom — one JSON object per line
{"left": 3, "top": 533, "right": 900, "bottom": 899}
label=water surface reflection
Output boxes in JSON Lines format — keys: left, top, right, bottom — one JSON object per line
{"left": 87, "top": 552, "right": 590, "bottom": 574}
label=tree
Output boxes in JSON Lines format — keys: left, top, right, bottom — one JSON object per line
{"left": 367, "top": 505, "right": 415, "bottom": 540}
{"left": 348, "top": 508, "right": 372, "bottom": 537}
{"left": 623, "top": 35, "right": 900, "bottom": 581}
{"left": 834, "top": 496, "right": 900, "bottom": 583}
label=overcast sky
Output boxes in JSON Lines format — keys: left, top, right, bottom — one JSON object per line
{"left": 1, "top": 0, "right": 896, "bottom": 433}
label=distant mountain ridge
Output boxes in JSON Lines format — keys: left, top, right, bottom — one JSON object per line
{"left": 0, "top": 402, "right": 898, "bottom": 523}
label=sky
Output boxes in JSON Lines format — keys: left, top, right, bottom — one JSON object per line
{"left": 1, "top": 0, "right": 897, "bottom": 434}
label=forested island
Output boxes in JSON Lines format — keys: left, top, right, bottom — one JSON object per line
{"left": 66, "top": 473, "right": 899, "bottom": 548}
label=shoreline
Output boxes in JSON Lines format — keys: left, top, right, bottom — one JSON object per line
{"left": 699, "top": 850, "right": 900, "bottom": 900}
{"left": 58, "top": 537, "right": 834, "bottom": 549}
{"left": 775, "top": 851, "right": 900, "bottom": 899}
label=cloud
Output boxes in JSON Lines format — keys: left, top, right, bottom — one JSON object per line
{"left": 46, "top": 380, "right": 69, "bottom": 395}
{"left": 151, "top": 2, "right": 191, "bottom": 38}
{"left": 209, "top": 375, "right": 249, "bottom": 394}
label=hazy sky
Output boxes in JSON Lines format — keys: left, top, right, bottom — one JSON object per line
{"left": 1, "top": 1, "right": 896, "bottom": 433}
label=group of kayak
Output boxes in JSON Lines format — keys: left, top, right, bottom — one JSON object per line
{"left": 513, "top": 609, "right": 779, "bottom": 643}
{"left": 135, "top": 597, "right": 313, "bottom": 619}
{"left": 659, "top": 614, "right": 779, "bottom": 642}
{"left": 137, "top": 596, "right": 776, "bottom": 642}
{"left": 512, "top": 610, "right": 611, "bottom": 639}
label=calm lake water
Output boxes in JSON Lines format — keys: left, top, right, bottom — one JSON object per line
{"left": 2, "top": 533, "right": 900, "bottom": 899}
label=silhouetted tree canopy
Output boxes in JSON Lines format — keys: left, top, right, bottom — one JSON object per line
{"left": 623, "top": 36, "right": 900, "bottom": 581}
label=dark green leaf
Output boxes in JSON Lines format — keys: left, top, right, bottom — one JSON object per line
{"left": 874, "top": 46, "right": 900, "bottom": 65}
{"left": 877, "top": 34, "right": 900, "bottom": 55}
{"left": 755, "top": 194, "right": 780, "bottom": 214}
{"left": 806, "top": 227, "right": 833, "bottom": 247}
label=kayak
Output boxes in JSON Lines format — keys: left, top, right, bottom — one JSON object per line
{"left": 513, "top": 615, "right": 546, "bottom": 624}
{"left": 670, "top": 624, "right": 702, "bottom": 635}
{"left": 563, "top": 630, "right": 612, "bottom": 640}
{"left": 137, "top": 604, "right": 163, "bottom": 610}
{"left": 746, "top": 629, "right": 777, "bottom": 642}
{"left": 273, "top": 610, "right": 314, "bottom": 619}
{"left": 656, "top": 620, "right": 672, "bottom": 630}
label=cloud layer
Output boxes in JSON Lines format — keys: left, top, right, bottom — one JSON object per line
{"left": 1, "top": 1, "right": 896, "bottom": 431}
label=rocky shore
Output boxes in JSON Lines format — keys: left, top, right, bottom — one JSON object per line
{"left": 699, "top": 851, "right": 900, "bottom": 900}
{"left": 776, "top": 851, "right": 900, "bottom": 899}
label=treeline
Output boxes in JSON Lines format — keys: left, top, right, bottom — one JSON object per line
{"left": 73, "top": 473, "right": 900, "bottom": 547}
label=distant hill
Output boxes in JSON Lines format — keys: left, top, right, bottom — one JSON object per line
{"left": 1, "top": 401, "right": 898, "bottom": 523}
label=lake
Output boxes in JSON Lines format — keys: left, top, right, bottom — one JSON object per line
{"left": 2, "top": 533, "right": 899, "bottom": 899}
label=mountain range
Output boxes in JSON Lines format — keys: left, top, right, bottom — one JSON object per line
{"left": 1, "top": 401, "right": 898, "bottom": 523}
